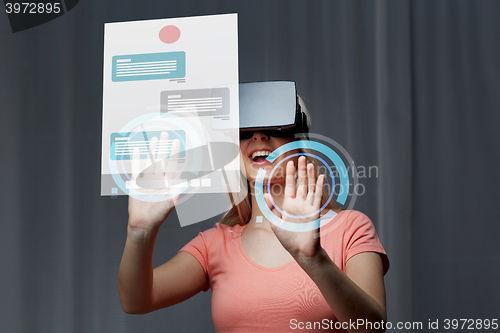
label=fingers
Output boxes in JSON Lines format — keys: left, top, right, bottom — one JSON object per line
{"left": 314, "top": 174, "right": 325, "bottom": 208}
{"left": 155, "top": 131, "right": 169, "bottom": 174}
{"left": 165, "top": 139, "right": 180, "bottom": 183}
{"left": 281, "top": 156, "right": 325, "bottom": 216}
{"left": 285, "top": 160, "right": 296, "bottom": 199}
{"left": 296, "top": 156, "right": 308, "bottom": 199}
{"left": 131, "top": 147, "right": 141, "bottom": 181}
{"left": 296, "top": 156, "right": 324, "bottom": 208}
{"left": 307, "top": 162, "right": 316, "bottom": 195}
{"left": 157, "top": 131, "right": 169, "bottom": 160}
{"left": 145, "top": 136, "right": 159, "bottom": 170}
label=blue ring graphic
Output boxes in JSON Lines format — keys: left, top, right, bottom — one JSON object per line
{"left": 266, "top": 153, "right": 334, "bottom": 219}
{"left": 255, "top": 140, "right": 348, "bottom": 232}
{"left": 109, "top": 112, "right": 200, "bottom": 201}
{"left": 265, "top": 140, "right": 349, "bottom": 204}
{"left": 119, "top": 127, "right": 187, "bottom": 182}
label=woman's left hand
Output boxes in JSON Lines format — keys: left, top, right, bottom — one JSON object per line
{"left": 264, "top": 156, "right": 325, "bottom": 263}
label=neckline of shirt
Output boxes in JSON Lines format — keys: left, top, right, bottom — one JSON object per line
{"left": 235, "top": 224, "right": 298, "bottom": 272}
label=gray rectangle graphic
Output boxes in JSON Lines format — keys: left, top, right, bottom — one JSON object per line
{"left": 161, "top": 87, "right": 229, "bottom": 117}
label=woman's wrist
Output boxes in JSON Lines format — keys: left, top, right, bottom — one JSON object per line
{"left": 127, "top": 221, "right": 160, "bottom": 242}
{"left": 294, "top": 247, "right": 331, "bottom": 272}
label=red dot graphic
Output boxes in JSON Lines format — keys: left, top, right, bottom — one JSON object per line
{"left": 159, "top": 25, "right": 181, "bottom": 44}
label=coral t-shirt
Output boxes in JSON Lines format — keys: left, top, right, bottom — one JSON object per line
{"left": 179, "top": 210, "right": 389, "bottom": 332}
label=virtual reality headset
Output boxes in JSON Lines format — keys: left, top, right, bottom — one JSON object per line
{"left": 239, "top": 81, "right": 309, "bottom": 139}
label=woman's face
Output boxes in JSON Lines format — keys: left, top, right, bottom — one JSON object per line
{"left": 239, "top": 131, "right": 297, "bottom": 184}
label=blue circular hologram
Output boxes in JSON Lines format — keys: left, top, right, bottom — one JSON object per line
{"left": 109, "top": 112, "right": 199, "bottom": 202}
{"left": 266, "top": 152, "right": 334, "bottom": 219}
{"left": 255, "top": 140, "right": 348, "bottom": 232}
{"left": 265, "top": 140, "right": 349, "bottom": 204}
{"left": 119, "top": 125, "right": 187, "bottom": 182}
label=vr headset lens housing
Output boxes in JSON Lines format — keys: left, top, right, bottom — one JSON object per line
{"left": 239, "top": 81, "right": 309, "bottom": 139}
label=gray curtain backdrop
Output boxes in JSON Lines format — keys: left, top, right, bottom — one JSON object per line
{"left": 1, "top": 0, "right": 499, "bottom": 332}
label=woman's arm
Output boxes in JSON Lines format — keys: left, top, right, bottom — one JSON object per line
{"left": 118, "top": 224, "right": 208, "bottom": 313}
{"left": 296, "top": 251, "right": 386, "bottom": 333}
{"left": 118, "top": 137, "right": 208, "bottom": 314}
{"left": 118, "top": 198, "right": 208, "bottom": 314}
{"left": 267, "top": 156, "right": 387, "bottom": 332}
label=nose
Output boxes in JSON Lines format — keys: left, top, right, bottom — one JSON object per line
{"left": 252, "top": 131, "right": 270, "bottom": 141}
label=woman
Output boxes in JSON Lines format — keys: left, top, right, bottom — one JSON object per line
{"left": 118, "top": 92, "right": 389, "bottom": 332}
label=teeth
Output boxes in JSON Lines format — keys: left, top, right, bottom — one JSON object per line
{"left": 251, "top": 151, "right": 270, "bottom": 160}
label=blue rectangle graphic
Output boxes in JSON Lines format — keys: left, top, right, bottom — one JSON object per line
{"left": 110, "top": 130, "right": 186, "bottom": 160}
{"left": 112, "top": 52, "right": 185, "bottom": 82}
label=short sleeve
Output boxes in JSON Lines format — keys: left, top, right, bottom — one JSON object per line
{"left": 344, "top": 211, "right": 390, "bottom": 275}
{"left": 178, "top": 226, "right": 218, "bottom": 291}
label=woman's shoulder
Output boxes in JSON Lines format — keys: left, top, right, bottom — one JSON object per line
{"left": 209, "top": 222, "right": 246, "bottom": 233}
{"left": 342, "top": 210, "right": 379, "bottom": 235}
{"left": 322, "top": 209, "right": 389, "bottom": 272}
{"left": 320, "top": 209, "right": 377, "bottom": 240}
{"left": 347, "top": 209, "right": 373, "bottom": 221}
{"left": 337, "top": 209, "right": 370, "bottom": 218}
{"left": 194, "top": 222, "right": 245, "bottom": 245}
{"left": 335, "top": 209, "right": 374, "bottom": 224}
{"left": 321, "top": 209, "right": 371, "bottom": 227}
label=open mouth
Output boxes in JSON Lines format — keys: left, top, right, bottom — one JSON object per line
{"left": 249, "top": 150, "right": 272, "bottom": 164}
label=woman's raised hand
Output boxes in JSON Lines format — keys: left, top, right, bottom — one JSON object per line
{"left": 264, "top": 156, "right": 325, "bottom": 262}
{"left": 128, "top": 131, "right": 181, "bottom": 231}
